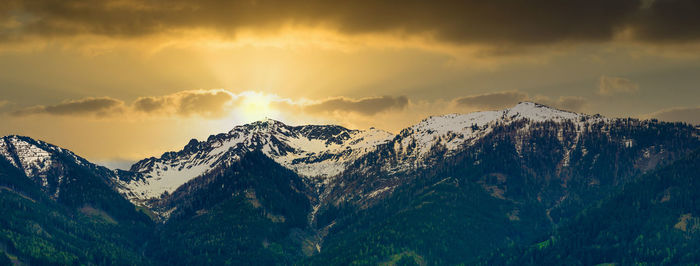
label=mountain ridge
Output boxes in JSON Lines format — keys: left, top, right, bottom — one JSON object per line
{"left": 3, "top": 101, "right": 697, "bottom": 220}
{"left": 115, "top": 102, "right": 593, "bottom": 212}
{"left": 2, "top": 101, "right": 700, "bottom": 264}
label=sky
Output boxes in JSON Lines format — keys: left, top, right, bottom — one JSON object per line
{"left": 1, "top": 0, "right": 699, "bottom": 168}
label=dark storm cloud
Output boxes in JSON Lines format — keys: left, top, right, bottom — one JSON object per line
{"left": 11, "top": 97, "right": 124, "bottom": 117}
{"left": 631, "top": 0, "right": 700, "bottom": 42}
{"left": 304, "top": 96, "right": 408, "bottom": 115}
{"left": 1, "top": 0, "right": 698, "bottom": 45}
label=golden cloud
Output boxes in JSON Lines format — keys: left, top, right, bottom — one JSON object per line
{"left": 133, "top": 89, "right": 237, "bottom": 117}
{"left": 11, "top": 97, "right": 125, "bottom": 117}
{"left": 598, "top": 76, "right": 639, "bottom": 96}
{"left": 303, "top": 96, "right": 409, "bottom": 115}
{"left": 531, "top": 96, "right": 589, "bottom": 112}
{"left": 9, "top": 90, "right": 238, "bottom": 118}
{"left": 7, "top": 90, "right": 410, "bottom": 119}
{"left": 453, "top": 91, "right": 589, "bottom": 112}
{"left": 453, "top": 91, "right": 529, "bottom": 110}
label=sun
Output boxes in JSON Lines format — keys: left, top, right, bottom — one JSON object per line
{"left": 238, "top": 91, "right": 276, "bottom": 122}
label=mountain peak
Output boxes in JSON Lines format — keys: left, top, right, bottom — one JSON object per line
{"left": 511, "top": 101, "right": 568, "bottom": 112}
{"left": 0, "top": 135, "right": 103, "bottom": 199}
{"left": 0, "top": 135, "right": 87, "bottom": 174}
{"left": 260, "top": 117, "right": 285, "bottom": 124}
{"left": 513, "top": 101, "right": 545, "bottom": 108}
{"left": 506, "top": 101, "right": 582, "bottom": 122}
{"left": 1, "top": 135, "right": 54, "bottom": 170}
{"left": 261, "top": 117, "right": 283, "bottom": 123}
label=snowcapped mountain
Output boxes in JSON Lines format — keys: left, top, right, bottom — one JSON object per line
{"left": 384, "top": 102, "right": 603, "bottom": 172}
{"left": 394, "top": 103, "right": 575, "bottom": 158}
{"left": 3, "top": 102, "right": 699, "bottom": 265}
{"left": 6, "top": 101, "right": 693, "bottom": 222}
{"left": 118, "top": 119, "right": 394, "bottom": 203}
{"left": 116, "top": 102, "right": 609, "bottom": 208}
{"left": 0, "top": 135, "right": 112, "bottom": 198}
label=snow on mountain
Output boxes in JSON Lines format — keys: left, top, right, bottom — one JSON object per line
{"left": 3, "top": 101, "right": 696, "bottom": 227}
{"left": 1, "top": 102, "right": 601, "bottom": 206}
{"left": 118, "top": 102, "right": 599, "bottom": 205}
{"left": 0, "top": 135, "right": 89, "bottom": 198}
{"left": 387, "top": 102, "right": 595, "bottom": 171}
{"left": 1, "top": 136, "right": 55, "bottom": 178}
{"left": 118, "top": 119, "right": 394, "bottom": 202}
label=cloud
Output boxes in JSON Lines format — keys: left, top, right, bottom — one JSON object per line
{"left": 629, "top": 0, "right": 700, "bottom": 42}
{"left": 304, "top": 96, "right": 409, "bottom": 116}
{"left": 598, "top": 76, "right": 639, "bottom": 95}
{"left": 6, "top": 90, "right": 409, "bottom": 119}
{"left": 645, "top": 106, "right": 700, "bottom": 125}
{"left": 453, "top": 91, "right": 589, "bottom": 112}
{"left": 9, "top": 90, "right": 236, "bottom": 118}
{"left": 133, "top": 89, "right": 237, "bottom": 117}
{"left": 1, "top": 0, "right": 699, "bottom": 47}
{"left": 11, "top": 97, "right": 125, "bottom": 117}
{"left": 7, "top": 90, "right": 592, "bottom": 122}
{"left": 532, "top": 96, "right": 589, "bottom": 112}
{"left": 453, "top": 91, "right": 528, "bottom": 110}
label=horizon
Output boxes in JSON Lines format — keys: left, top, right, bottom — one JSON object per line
{"left": 2, "top": 100, "right": 695, "bottom": 170}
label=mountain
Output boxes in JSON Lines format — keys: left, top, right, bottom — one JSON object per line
{"left": 120, "top": 101, "right": 698, "bottom": 264}
{"left": 1, "top": 102, "right": 699, "bottom": 265}
{"left": 117, "top": 102, "right": 607, "bottom": 218}
{"left": 118, "top": 119, "right": 392, "bottom": 215}
{"left": 304, "top": 105, "right": 700, "bottom": 264}
{"left": 478, "top": 149, "right": 700, "bottom": 265}
{"left": 0, "top": 136, "right": 153, "bottom": 265}
{"left": 146, "top": 151, "right": 315, "bottom": 264}
{"left": 1, "top": 135, "right": 109, "bottom": 200}
{"left": 0, "top": 135, "right": 151, "bottom": 221}
{"left": 315, "top": 102, "right": 697, "bottom": 220}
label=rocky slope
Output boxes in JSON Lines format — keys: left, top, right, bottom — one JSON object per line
{"left": 118, "top": 119, "right": 392, "bottom": 205}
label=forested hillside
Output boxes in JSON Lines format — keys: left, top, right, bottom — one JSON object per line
{"left": 478, "top": 149, "right": 700, "bottom": 265}
{"left": 0, "top": 151, "right": 153, "bottom": 265}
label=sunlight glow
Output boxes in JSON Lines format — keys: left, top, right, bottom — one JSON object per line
{"left": 238, "top": 91, "right": 276, "bottom": 122}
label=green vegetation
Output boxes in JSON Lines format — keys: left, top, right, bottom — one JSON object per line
{"left": 147, "top": 151, "right": 312, "bottom": 265}
{"left": 149, "top": 196, "right": 303, "bottom": 265}
{"left": 304, "top": 173, "right": 550, "bottom": 265}
{"left": 0, "top": 188, "right": 153, "bottom": 265}
{"left": 380, "top": 251, "right": 426, "bottom": 266}
{"left": 1, "top": 252, "right": 14, "bottom": 265}
{"left": 0, "top": 149, "right": 153, "bottom": 265}
{"left": 478, "top": 150, "right": 700, "bottom": 265}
